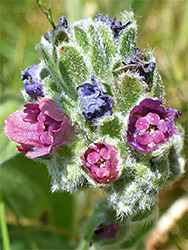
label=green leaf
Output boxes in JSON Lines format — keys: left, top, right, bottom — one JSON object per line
{"left": 0, "top": 156, "right": 51, "bottom": 219}
{"left": 38, "top": 44, "right": 53, "bottom": 69}
{"left": 120, "top": 11, "right": 137, "bottom": 58}
{"left": 59, "top": 46, "right": 89, "bottom": 94}
{"left": 98, "top": 114, "right": 122, "bottom": 138}
{"left": 151, "top": 69, "right": 165, "bottom": 100}
{"left": 0, "top": 153, "right": 74, "bottom": 231}
{"left": 114, "top": 75, "right": 141, "bottom": 115}
{"left": 89, "top": 24, "right": 116, "bottom": 80}
{"left": 74, "top": 26, "right": 90, "bottom": 53}
{"left": 47, "top": 142, "right": 86, "bottom": 193}
{"left": 121, "top": 221, "right": 155, "bottom": 248}
{"left": 120, "top": 27, "right": 137, "bottom": 57}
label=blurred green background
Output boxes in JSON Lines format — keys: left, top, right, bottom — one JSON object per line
{"left": 1, "top": 0, "right": 187, "bottom": 249}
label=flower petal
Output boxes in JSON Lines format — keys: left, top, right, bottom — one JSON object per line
{"left": 146, "top": 112, "right": 160, "bottom": 125}
{"left": 100, "top": 146, "right": 109, "bottom": 159}
{"left": 135, "top": 117, "right": 149, "bottom": 131}
{"left": 87, "top": 151, "right": 100, "bottom": 164}
{"left": 4, "top": 110, "right": 41, "bottom": 146}
{"left": 25, "top": 145, "right": 52, "bottom": 159}
{"left": 157, "top": 120, "right": 167, "bottom": 133}
{"left": 152, "top": 130, "right": 164, "bottom": 144}
{"left": 38, "top": 98, "right": 65, "bottom": 121}
{"left": 136, "top": 132, "right": 151, "bottom": 145}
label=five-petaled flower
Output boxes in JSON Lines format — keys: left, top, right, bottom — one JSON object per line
{"left": 21, "top": 64, "right": 44, "bottom": 100}
{"left": 3, "top": 98, "right": 72, "bottom": 159}
{"left": 126, "top": 98, "right": 182, "bottom": 154}
{"left": 81, "top": 142, "right": 119, "bottom": 184}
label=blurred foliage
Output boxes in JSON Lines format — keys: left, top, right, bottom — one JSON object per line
{"left": 0, "top": 0, "right": 187, "bottom": 249}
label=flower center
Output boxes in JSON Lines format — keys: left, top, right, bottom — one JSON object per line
{"left": 44, "top": 121, "right": 50, "bottom": 131}
{"left": 96, "top": 157, "right": 106, "bottom": 168}
{"left": 147, "top": 124, "right": 158, "bottom": 134}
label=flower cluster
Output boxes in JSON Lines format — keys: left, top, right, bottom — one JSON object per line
{"left": 3, "top": 10, "right": 185, "bottom": 249}
{"left": 3, "top": 12, "right": 183, "bottom": 191}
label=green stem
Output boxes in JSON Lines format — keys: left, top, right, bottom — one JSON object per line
{"left": 76, "top": 239, "right": 91, "bottom": 250}
{"left": 0, "top": 201, "right": 11, "bottom": 250}
{"left": 35, "top": 0, "right": 55, "bottom": 29}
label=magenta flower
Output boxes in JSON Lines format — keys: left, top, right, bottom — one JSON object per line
{"left": 81, "top": 142, "right": 119, "bottom": 184}
{"left": 3, "top": 98, "right": 72, "bottom": 159}
{"left": 127, "top": 98, "right": 182, "bottom": 154}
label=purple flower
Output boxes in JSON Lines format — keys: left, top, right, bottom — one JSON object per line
{"left": 21, "top": 64, "right": 44, "bottom": 100}
{"left": 96, "top": 13, "right": 132, "bottom": 36}
{"left": 3, "top": 98, "right": 72, "bottom": 159}
{"left": 127, "top": 98, "right": 182, "bottom": 154}
{"left": 77, "top": 75, "right": 113, "bottom": 123}
{"left": 81, "top": 142, "right": 119, "bottom": 184}
{"left": 94, "top": 222, "right": 120, "bottom": 240}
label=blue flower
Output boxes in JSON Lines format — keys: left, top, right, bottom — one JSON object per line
{"left": 95, "top": 13, "right": 132, "bottom": 36}
{"left": 77, "top": 75, "right": 113, "bottom": 123}
{"left": 21, "top": 64, "right": 44, "bottom": 100}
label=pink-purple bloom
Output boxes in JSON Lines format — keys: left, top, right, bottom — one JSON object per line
{"left": 94, "top": 222, "right": 120, "bottom": 240}
{"left": 3, "top": 98, "right": 72, "bottom": 159}
{"left": 81, "top": 142, "right": 119, "bottom": 184}
{"left": 127, "top": 98, "right": 182, "bottom": 154}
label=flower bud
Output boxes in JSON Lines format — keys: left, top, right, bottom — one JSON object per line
{"left": 21, "top": 64, "right": 44, "bottom": 100}
{"left": 77, "top": 75, "right": 113, "bottom": 123}
{"left": 94, "top": 222, "right": 120, "bottom": 240}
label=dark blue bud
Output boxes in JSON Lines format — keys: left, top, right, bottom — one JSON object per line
{"left": 95, "top": 13, "right": 113, "bottom": 25}
{"left": 55, "top": 16, "right": 68, "bottom": 29}
{"left": 77, "top": 75, "right": 113, "bottom": 123}
{"left": 95, "top": 13, "right": 132, "bottom": 36}
{"left": 142, "top": 62, "right": 156, "bottom": 73}
{"left": 21, "top": 64, "right": 44, "bottom": 100}
{"left": 77, "top": 83, "right": 100, "bottom": 98}
{"left": 116, "top": 47, "right": 156, "bottom": 83}
{"left": 44, "top": 16, "right": 68, "bottom": 42}
{"left": 91, "top": 74, "right": 107, "bottom": 94}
